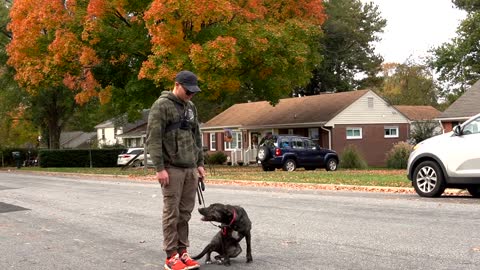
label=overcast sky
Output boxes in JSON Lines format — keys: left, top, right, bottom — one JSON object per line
{"left": 364, "top": 0, "right": 467, "bottom": 63}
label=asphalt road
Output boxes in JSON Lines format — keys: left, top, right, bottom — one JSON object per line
{"left": 1, "top": 171, "right": 480, "bottom": 270}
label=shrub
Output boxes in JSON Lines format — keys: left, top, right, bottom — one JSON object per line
{"left": 386, "top": 141, "right": 413, "bottom": 169}
{"left": 38, "top": 149, "right": 124, "bottom": 167}
{"left": 340, "top": 144, "right": 368, "bottom": 169}
{"left": 409, "top": 120, "right": 441, "bottom": 144}
{"left": 206, "top": 152, "right": 227, "bottom": 165}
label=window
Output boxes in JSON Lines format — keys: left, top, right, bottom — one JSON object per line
{"left": 384, "top": 126, "right": 399, "bottom": 138}
{"left": 346, "top": 127, "right": 362, "bottom": 139}
{"left": 210, "top": 133, "right": 216, "bottom": 150}
{"left": 463, "top": 116, "right": 480, "bottom": 135}
{"left": 291, "top": 138, "right": 305, "bottom": 149}
{"left": 101, "top": 128, "right": 105, "bottom": 140}
{"left": 367, "top": 97, "right": 374, "bottom": 108}
{"left": 308, "top": 128, "right": 319, "bottom": 139}
{"left": 288, "top": 129, "right": 294, "bottom": 135}
{"left": 225, "top": 131, "right": 242, "bottom": 150}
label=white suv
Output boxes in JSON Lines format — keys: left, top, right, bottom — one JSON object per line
{"left": 407, "top": 113, "right": 480, "bottom": 197}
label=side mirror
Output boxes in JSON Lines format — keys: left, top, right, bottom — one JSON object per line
{"left": 453, "top": 125, "right": 462, "bottom": 136}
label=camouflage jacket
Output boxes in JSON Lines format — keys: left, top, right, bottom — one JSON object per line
{"left": 146, "top": 91, "right": 204, "bottom": 171}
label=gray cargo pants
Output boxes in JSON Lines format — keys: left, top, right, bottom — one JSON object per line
{"left": 162, "top": 166, "right": 199, "bottom": 253}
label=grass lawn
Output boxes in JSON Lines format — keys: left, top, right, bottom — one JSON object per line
{"left": 13, "top": 164, "right": 411, "bottom": 188}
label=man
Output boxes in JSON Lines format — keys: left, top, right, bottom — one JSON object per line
{"left": 147, "top": 70, "right": 206, "bottom": 270}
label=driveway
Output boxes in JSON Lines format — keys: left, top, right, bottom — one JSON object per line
{"left": 1, "top": 171, "right": 480, "bottom": 269}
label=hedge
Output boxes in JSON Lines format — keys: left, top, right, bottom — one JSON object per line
{"left": 37, "top": 149, "right": 125, "bottom": 168}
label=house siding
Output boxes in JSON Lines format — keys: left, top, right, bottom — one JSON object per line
{"left": 332, "top": 124, "right": 409, "bottom": 167}
{"left": 327, "top": 92, "right": 408, "bottom": 126}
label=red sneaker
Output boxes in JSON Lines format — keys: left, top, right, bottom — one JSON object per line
{"left": 164, "top": 254, "right": 187, "bottom": 270}
{"left": 180, "top": 253, "right": 200, "bottom": 270}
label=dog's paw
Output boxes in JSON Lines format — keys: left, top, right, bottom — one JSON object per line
{"left": 205, "top": 260, "right": 213, "bottom": 265}
{"left": 246, "top": 256, "right": 253, "bottom": 263}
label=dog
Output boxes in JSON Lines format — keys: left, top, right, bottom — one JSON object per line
{"left": 193, "top": 203, "right": 253, "bottom": 265}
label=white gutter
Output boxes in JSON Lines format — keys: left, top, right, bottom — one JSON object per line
{"left": 200, "top": 125, "right": 242, "bottom": 131}
{"left": 320, "top": 126, "right": 332, "bottom": 149}
{"left": 239, "top": 122, "right": 327, "bottom": 130}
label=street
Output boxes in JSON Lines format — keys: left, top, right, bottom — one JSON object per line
{"left": 1, "top": 171, "right": 480, "bottom": 270}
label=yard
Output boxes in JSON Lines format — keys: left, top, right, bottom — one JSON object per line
{"left": 13, "top": 164, "right": 412, "bottom": 189}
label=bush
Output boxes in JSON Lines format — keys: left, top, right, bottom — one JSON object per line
{"left": 409, "top": 120, "right": 441, "bottom": 144}
{"left": 340, "top": 144, "right": 368, "bottom": 169}
{"left": 38, "top": 149, "right": 124, "bottom": 167}
{"left": 206, "top": 152, "right": 227, "bottom": 165}
{"left": 386, "top": 141, "right": 413, "bottom": 169}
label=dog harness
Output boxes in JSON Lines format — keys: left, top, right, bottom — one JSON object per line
{"left": 221, "top": 208, "right": 237, "bottom": 236}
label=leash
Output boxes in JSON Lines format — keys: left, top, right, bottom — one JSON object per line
{"left": 197, "top": 176, "right": 206, "bottom": 205}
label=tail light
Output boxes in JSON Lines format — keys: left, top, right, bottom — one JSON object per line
{"left": 122, "top": 155, "right": 131, "bottom": 158}
{"left": 275, "top": 148, "right": 282, "bottom": 156}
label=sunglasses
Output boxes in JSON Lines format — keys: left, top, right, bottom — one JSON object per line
{"left": 180, "top": 84, "right": 196, "bottom": 96}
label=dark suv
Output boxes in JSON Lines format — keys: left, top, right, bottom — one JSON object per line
{"left": 256, "top": 134, "right": 339, "bottom": 172}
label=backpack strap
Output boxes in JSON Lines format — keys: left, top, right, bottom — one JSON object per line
{"left": 164, "top": 99, "right": 195, "bottom": 133}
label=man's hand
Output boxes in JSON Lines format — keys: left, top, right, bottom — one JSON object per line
{"left": 197, "top": 166, "right": 206, "bottom": 179}
{"left": 156, "top": 170, "right": 169, "bottom": 186}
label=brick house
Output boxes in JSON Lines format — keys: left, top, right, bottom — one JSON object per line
{"left": 437, "top": 80, "right": 480, "bottom": 132}
{"left": 200, "top": 90, "right": 415, "bottom": 167}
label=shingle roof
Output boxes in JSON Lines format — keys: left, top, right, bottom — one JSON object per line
{"left": 393, "top": 105, "right": 441, "bottom": 121}
{"left": 438, "top": 80, "right": 480, "bottom": 119}
{"left": 203, "top": 90, "right": 369, "bottom": 128}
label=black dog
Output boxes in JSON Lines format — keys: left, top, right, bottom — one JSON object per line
{"left": 193, "top": 203, "right": 253, "bottom": 265}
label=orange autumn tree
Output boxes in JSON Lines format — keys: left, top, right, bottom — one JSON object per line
{"left": 141, "top": 0, "right": 326, "bottom": 103}
{"left": 6, "top": 0, "right": 102, "bottom": 148}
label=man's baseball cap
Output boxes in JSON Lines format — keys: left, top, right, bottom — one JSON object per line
{"left": 175, "top": 70, "right": 201, "bottom": 93}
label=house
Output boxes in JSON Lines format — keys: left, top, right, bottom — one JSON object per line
{"left": 200, "top": 90, "right": 413, "bottom": 167}
{"left": 94, "top": 110, "right": 149, "bottom": 148}
{"left": 437, "top": 80, "right": 480, "bottom": 132}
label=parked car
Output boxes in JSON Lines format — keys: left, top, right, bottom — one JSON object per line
{"left": 407, "top": 112, "right": 480, "bottom": 197}
{"left": 256, "top": 134, "right": 339, "bottom": 172}
{"left": 117, "top": 147, "right": 151, "bottom": 167}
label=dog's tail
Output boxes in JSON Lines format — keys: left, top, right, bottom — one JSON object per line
{"left": 191, "top": 243, "right": 214, "bottom": 260}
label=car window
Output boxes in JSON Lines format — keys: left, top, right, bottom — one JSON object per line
{"left": 463, "top": 116, "right": 480, "bottom": 135}
{"left": 304, "top": 139, "right": 316, "bottom": 149}
{"left": 279, "top": 138, "right": 290, "bottom": 148}
{"left": 291, "top": 138, "right": 305, "bottom": 149}
{"left": 129, "top": 149, "right": 143, "bottom": 154}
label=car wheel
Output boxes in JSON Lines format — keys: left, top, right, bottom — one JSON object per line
{"left": 282, "top": 159, "right": 297, "bottom": 171}
{"left": 412, "top": 161, "right": 446, "bottom": 197}
{"left": 132, "top": 159, "right": 142, "bottom": 167}
{"left": 325, "top": 158, "right": 338, "bottom": 171}
{"left": 257, "top": 146, "right": 270, "bottom": 162}
{"left": 467, "top": 186, "right": 480, "bottom": 198}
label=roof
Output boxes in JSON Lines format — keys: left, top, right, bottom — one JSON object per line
{"left": 95, "top": 109, "right": 150, "bottom": 131}
{"left": 117, "top": 123, "right": 147, "bottom": 138}
{"left": 393, "top": 105, "right": 441, "bottom": 121}
{"left": 60, "top": 131, "right": 96, "bottom": 149}
{"left": 203, "top": 90, "right": 369, "bottom": 128}
{"left": 438, "top": 80, "right": 480, "bottom": 120}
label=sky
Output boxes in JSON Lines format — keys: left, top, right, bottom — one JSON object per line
{"left": 364, "top": 0, "right": 467, "bottom": 63}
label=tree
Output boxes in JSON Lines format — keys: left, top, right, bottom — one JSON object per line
{"left": 378, "top": 59, "right": 440, "bottom": 106}
{"left": 429, "top": 0, "right": 480, "bottom": 98}
{"left": 141, "top": 0, "right": 327, "bottom": 105}
{"left": 0, "top": 0, "right": 38, "bottom": 148}
{"left": 299, "top": 0, "right": 386, "bottom": 95}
